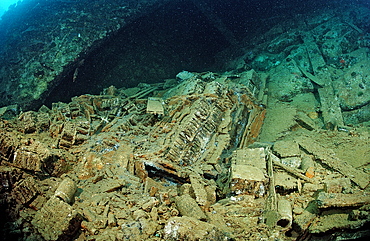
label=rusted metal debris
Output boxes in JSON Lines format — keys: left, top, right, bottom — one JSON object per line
{"left": 0, "top": 70, "right": 369, "bottom": 240}
{"left": 296, "top": 135, "right": 369, "bottom": 189}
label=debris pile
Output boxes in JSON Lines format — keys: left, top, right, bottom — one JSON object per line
{"left": 1, "top": 71, "right": 268, "bottom": 240}
{"left": 0, "top": 1, "right": 369, "bottom": 241}
{"left": 1, "top": 68, "right": 369, "bottom": 240}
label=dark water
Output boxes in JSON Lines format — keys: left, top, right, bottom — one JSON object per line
{"left": 0, "top": 0, "right": 368, "bottom": 108}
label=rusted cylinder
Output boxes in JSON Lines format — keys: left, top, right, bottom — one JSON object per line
{"left": 276, "top": 199, "right": 292, "bottom": 230}
{"left": 175, "top": 194, "right": 207, "bottom": 221}
{"left": 54, "top": 177, "right": 77, "bottom": 204}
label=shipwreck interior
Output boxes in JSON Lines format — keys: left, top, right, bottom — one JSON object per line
{"left": 44, "top": 0, "right": 231, "bottom": 104}
{"left": 0, "top": 0, "right": 369, "bottom": 240}
{"left": 43, "top": 0, "right": 308, "bottom": 106}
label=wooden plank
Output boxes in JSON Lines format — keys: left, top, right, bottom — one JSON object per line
{"left": 293, "top": 59, "right": 324, "bottom": 86}
{"left": 302, "top": 33, "right": 344, "bottom": 128}
{"left": 317, "top": 86, "right": 344, "bottom": 129}
{"left": 316, "top": 192, "right": 370, "bottom": 209}
{"left": 296, "top": 136, "right": 369, "bottom": 189}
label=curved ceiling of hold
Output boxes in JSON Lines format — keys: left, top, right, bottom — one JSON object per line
{"left": 0, "top": 0, "right": 331, "bottom": 108}
{"left": 45, "top": 0, "right": 309, "bottom": 105}
{"left": 45, "top": 0, "right": 230, "bottom": 105}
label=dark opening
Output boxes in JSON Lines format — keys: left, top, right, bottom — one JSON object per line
{"left": 44, "top": 0, "right": 231, "bottom": 105}
{"left": 43, "top": 0, "right": 311, "bottom": 106}
{"left": 277, "top": 218, "right": 290, "bottom": 228}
